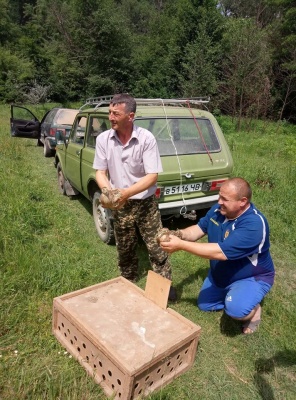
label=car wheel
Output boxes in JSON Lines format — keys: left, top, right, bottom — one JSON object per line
{"left": 57, "top": 163, "right": 66, "bottom": 195}
{"left": 92, "top": 191, "right": 115, "bottom": 245}
{"left": 44, "top": 137, "right": 54, "bottom": 157}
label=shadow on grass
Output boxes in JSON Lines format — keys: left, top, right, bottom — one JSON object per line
{"left": 219, "top": 312, "right": 242, "bottom": 337}
{"left": 219, "top": 298, "right": 267, "bottom": 337}
{"left": 153, "top": 300, "right": 264, "bottom": 336}
{"left": 162, "top": 211, "right": 207, "bottom": 230}
{"left": 174, "top": 267, "right": 208, "bottom": 304}
{"left": 76, "top": 194, "right": 93, "bottom": 215}
{"left": 61, "top": 192, "right": 93, "bottom": 216}
{"left": 254, "top": 350, "right": 296, "bottom": 400}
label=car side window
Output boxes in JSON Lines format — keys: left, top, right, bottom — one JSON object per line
{"left": 44, "top": 109, "right": 57, "bottom": 124}
{"left": 86, "top": 117, "right": 108, "bottom": 148}
{"left": 70, "top": 116, "right": 87, "bottom": 145}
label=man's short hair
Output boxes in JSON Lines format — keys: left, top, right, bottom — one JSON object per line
{"left": 228, "top": 177, "right": 252, "bottom": 201}
{"left": 110, "top": 93, "right": 136, "bottom": 113}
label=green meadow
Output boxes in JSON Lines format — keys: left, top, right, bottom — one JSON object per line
{"left": 1, "top": 104, "right": 295, "bottom": 399}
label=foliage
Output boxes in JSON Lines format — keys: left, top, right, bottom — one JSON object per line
{"left": 268, "top": 0, "right": 296, "bottom": 121}
{"left": 218, "top": 0, "right": 279, "bottom": 27}
{"left": 179, "top": 29, "right": 218, "bottom": 97}
{"left": 0, "top": 104, "right": 295, "bottom": 398}
{"left": 218, "top": 18, "right": 273, "bottom": 129}
{"left": 178, "top": 2, "right": 223, "bottom": 98}
{"left": 0, "top": 0, "right": 21, "bottom": 45}
{"left": 0, "top": 0, "right": 295, "bottom": 121}
{"left": 23, "top": 80, "right": 51, "bottom": 104}
{"left": 0, "top": 47, "right": 34, "bottom": 103}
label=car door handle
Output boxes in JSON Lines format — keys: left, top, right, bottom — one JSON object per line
{"left": 76, "top": 150, "right": 81, "bottom": 156}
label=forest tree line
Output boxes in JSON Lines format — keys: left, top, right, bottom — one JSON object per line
{"left": 1, "top": 0, "right": 295, "bottom": 124}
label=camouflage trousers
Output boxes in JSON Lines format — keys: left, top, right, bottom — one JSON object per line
{"left": 112, "top": 195, "right": 172, "bottom": 281}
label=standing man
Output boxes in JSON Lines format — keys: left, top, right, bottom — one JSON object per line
{"left": 159, "top": 177, "right": 275, "bottom": 333}
{"left": 93, "top": 93, "right": 176, "bottom": 301}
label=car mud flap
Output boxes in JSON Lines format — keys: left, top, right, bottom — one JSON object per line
{"left": 65, "top": 180, "right": 79, "bottom": 196}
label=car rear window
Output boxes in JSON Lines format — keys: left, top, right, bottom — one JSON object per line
{"left": 55, "top": 109, "right": 79, "bottom": 125}
{"left": 135, "top": 117, "right": 221, "bottom": 156}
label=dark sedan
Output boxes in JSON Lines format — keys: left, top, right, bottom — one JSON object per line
{"left": 10, "top": 106, "right": 79, "bottom": 157}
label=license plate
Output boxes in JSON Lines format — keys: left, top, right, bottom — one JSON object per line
{"left": 164, "top": 182, "right": 202, "bottom": 195}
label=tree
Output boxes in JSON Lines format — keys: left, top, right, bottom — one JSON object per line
{"left": 0, "top": 47, "right": 34, "bottom": 102}
{"left": 44, "top": 0, "right": 135, "bottom": 98}
{"left": 268, "top": 0, "right": 296, "bottom": 121}
{"left": 218, "top": 18, "right": 273, "bottom": 129}
{"left": 0, "top": 0, "right": 22, "bottom": 46}
{"left": 0, "top": 0, "right": 294, "bottom": 122}
{"left": 275, "top": 53, "right": 296, "bottom": 121}
{"left": 218, "top": 0, "right": 278, "bottom": 27}
{"left": 130, "top": 0, "right": 224, "bottom": 97}
{"left": 179, "top": 21, "right": 220, "bottom": 98}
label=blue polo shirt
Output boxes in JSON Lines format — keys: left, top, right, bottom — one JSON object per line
{"left": 198, "top": 203, "right": 275, "bottom": 288}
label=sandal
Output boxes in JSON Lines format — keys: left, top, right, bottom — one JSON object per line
{"left": 242, "top": 318, "right": 261, "bottom": 334}
{"left": 242, "top": 304, "right": 261, "bottom": 334}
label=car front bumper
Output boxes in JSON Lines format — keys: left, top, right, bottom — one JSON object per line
{"left": 158, "top": 194, "right": 218, "bottom": 216}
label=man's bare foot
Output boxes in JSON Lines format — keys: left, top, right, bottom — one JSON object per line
{"left": 242, "top": 304, "right": 261, "bottom": 334}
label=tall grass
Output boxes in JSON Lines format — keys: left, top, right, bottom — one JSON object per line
{"left": 1, "top": 104, "right": 295, "bottom": 399}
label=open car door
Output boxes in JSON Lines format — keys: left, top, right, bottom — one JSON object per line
{"left": 10, "top": 105, "right": 41, "bottom": 139}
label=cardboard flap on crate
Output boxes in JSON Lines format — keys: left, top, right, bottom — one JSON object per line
{"left": 144, "top": 271, "right": 171, "bottom": 309}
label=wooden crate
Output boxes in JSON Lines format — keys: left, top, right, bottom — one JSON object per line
{"left": 52, "top": 274, "right": 201, "bottom": 400}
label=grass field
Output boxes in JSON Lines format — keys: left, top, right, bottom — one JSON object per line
{"left": 0, "top": 103, "right": 295, "bottom": 399}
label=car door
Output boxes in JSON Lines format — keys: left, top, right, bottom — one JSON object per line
{"left": 64, "top": 115, "right": 87, "bottom": 190}
{"left": 10, "top": 105, "right": 40, "bottom": 139}
{"left": 40, "top": 109, "right": 57, "bottom": 142}
{"left": 80, "top": 115, "right": 109, "bottom": 194}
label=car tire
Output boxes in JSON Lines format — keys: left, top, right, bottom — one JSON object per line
{"left": 57, "top": 163, "right": 66, "bottom": 195}
{"left": 44, "top": 137, "right": 54, "bottom": 157}
{"left": 92, "top": 191, "right": 115, "bottom": 245}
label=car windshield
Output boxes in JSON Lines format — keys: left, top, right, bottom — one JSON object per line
{"left": 135, "top": 117, "right": 221, "bottom": 156}
{"left": 55, "top": 109, "right": 78, "bottom": 125}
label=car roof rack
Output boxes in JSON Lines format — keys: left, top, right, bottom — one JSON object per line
{"left": 135, "top": 97, "right": 210, "bottom": 106}
{"left": 80, "top": 96, "right": 210, "bottom": 110}
{"left": 79, "top": 95, "right": 114, "bottom": 110}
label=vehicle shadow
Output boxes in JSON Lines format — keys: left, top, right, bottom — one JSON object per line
{"left": 254, "top": 350, "right": 296, "bottom": 400}
{"left": 75, "top": 194, "right": 93, "bottom": 215}
{"left": 162, "top": 208, "right": 208, "bottom": 230}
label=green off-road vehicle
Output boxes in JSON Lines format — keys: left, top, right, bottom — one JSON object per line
{"left": 53, "top": 96, "right": 233, "bottom": 244}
